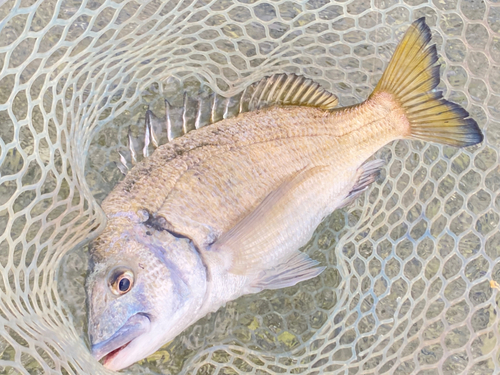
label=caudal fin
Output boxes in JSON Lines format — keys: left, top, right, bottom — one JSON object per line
{"left": 371, "top": 18, "right": 483, "bottom": 147}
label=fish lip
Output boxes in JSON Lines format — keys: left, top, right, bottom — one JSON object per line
{"left": 91, "top": 313, "right": 151, "bottom": 362}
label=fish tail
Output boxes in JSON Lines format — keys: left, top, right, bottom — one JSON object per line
{"left": 370, "top": 18, "right": 483, "bottom": 147}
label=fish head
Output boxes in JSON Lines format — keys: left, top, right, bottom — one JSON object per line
{"left": 87, "top": 224, "right": 207, "bottom": 371}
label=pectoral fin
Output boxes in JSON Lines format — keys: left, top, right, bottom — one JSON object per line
{"left": 211, "top": 166, "right": 332, "bottom": 276}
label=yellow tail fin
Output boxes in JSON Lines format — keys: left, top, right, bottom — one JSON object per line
{"left": 371, "top": 18, "right": 483, "bottom": 147}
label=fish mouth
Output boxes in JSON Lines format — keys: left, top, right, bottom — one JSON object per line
{"left": 102, "top": 341, "right": 131, "bottom": 367}
{"left": 91, "top": 313, "right": 151, "bottom": 365}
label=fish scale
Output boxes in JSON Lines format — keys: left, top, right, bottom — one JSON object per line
{"left": 103, "top": 100, "right": 397, "bottom": 249}
{"left": 156, "top": 117, "right": 388, "bottom": 246}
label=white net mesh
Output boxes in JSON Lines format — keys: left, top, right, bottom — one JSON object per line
{"left": 1, "top": 0, "right": 499, "bottom": 374}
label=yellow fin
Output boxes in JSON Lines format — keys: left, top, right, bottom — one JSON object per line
{"left": 241, "top": 73, "right": 339, "bottom": 112}
{"left": 371, "top": 18, "right": 483, "bottom": 147}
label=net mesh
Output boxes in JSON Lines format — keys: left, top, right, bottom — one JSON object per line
{"left": 1, "top": 0, "right": 499, "bottom": 374}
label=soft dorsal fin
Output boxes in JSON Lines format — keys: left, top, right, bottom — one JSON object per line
{"left": 117, "top": 74, "right": 338, "bottom": 172}
{"left": 241, "top": 73, "right": 339, "bottom": 112}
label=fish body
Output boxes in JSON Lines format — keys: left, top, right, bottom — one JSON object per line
{"left": 104, "top": 93, "right": 403, "bottom": 255}
{"left": 87, "top": 19, "right": 483, "bottom": 371}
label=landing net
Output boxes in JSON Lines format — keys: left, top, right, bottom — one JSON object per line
{"left": 0, "top": 1, "right": 499, "bottom": 374}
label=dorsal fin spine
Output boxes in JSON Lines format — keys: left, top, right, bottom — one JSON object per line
{"left": 165, "top": 100, "right": 173, "bottom": 141}
{"left": 128, "top": 130, "right": 137, "bottom": 165}
{"left": 182, "top": 92, "right": 188, "bottom": 135}
{"left": 214, "top": 93, "right": 219, "bottom": 122}
{"left": 223, "top": 97, "right": 230, "bottom": 119}
{"left": 146, "top": 110, "right": 160, "bottom": 148}
{"left": 238, "top": 87, "right": 246, "bottom": 113}
{"left": 143, "top": 123, "right": 150, "bottom": 157}
{"left": 195, "top": 98, "right": 202, "bottom": 129}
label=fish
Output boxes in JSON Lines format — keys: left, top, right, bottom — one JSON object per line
{"left": 86, "top": 18, "right": 483, "bottom": 371}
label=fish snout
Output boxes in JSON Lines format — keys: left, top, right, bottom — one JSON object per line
{"left": 91, "top": 313, "right": 151, "bottom": 362}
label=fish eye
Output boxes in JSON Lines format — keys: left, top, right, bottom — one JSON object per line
{"left": 109, "top": 268, "right": 134, "bottom": 296}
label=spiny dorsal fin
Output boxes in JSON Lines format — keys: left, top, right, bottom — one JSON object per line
{"left": 117, "top": 74, "right": 338, "bottom": 172}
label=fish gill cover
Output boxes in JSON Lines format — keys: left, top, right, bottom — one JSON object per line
{"left": 0, "top": 0, "right": 499, "bottom": 374}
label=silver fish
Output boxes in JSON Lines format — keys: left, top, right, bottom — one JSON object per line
{"left": 86, "top": 18, "right": 483, "bottom": 371}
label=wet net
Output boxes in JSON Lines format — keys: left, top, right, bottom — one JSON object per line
{"left": 1, "top": 0, "right": 499, "bottom": 374}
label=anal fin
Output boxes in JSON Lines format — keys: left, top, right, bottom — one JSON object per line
{"left": 340, "top": 159, "right": 384, "bottom": 207}
{"left": 250, "top": 251, "right": 325, "bottom": 293}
